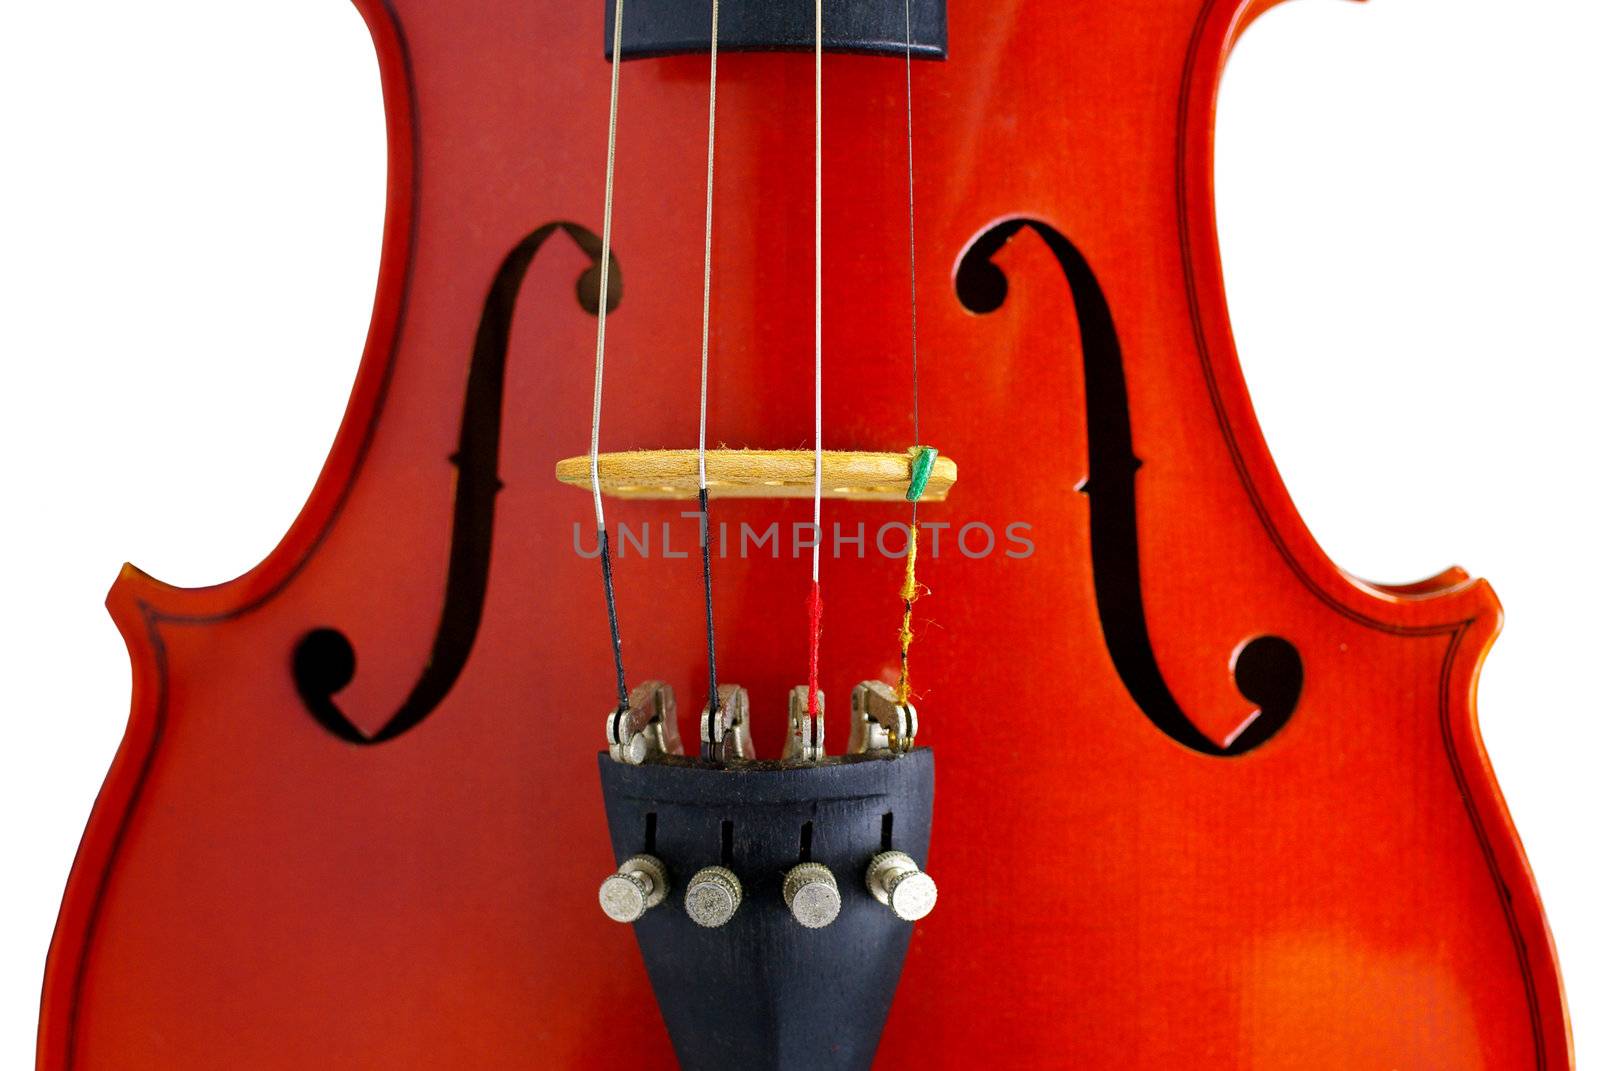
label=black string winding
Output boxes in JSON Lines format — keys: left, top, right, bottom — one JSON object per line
{"left": 699, "top": 487, "right": 723, "bottom": 759}
{"left": 598, "top": 528, "right": 629, "bottom": 714}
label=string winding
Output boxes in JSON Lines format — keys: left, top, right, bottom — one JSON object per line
{"left": 896, "top": 520, "right": 920, "bottom": 705}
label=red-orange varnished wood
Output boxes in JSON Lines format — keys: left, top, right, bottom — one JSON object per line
{"left": 40, "top": 0, "right": 1571, "bottom": 1067}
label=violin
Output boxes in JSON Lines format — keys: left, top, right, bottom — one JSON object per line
{"left": 40, "top": 0, "right": 1571, "bottom": 1067}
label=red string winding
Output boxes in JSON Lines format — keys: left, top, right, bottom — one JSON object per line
{"left": 807, "top": 580, "right": 823, "bottom": 716}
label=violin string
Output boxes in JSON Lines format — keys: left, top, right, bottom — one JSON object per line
{"left": 698, "top": 0, "right": 723, "bottom": 755}
{"left": 592, "top": 0, "right": 630, "bottom": 714}
{"left": 903, "top": 0, "right": 921, "bottom": 458}
{"left": 698, "top": 0, "right": 718, "bottom": 494}
{"left": 806, "top": 0, "right": 824, "bottom": 720}
{"left": 897, "top": 0, "right": 924, "bottom": 707}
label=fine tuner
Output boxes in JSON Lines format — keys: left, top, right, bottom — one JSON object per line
{"left": 603, "top": 680, "right": 921, "bottom": 766}
{"left": 598, "top": 680, "right": 934, "bottom": 928}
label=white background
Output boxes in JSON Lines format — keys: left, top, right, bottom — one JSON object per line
{"left": 0, "top": 0, "right": 1594, "bottom": 1064}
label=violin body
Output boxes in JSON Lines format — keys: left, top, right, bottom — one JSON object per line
{"left": 41, "top": 0, "right": 1570, "bottom": 1067}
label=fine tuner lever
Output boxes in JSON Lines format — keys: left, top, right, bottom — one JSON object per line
{"left": 848, "top": 680, "right": 918, "bottom": 755}
{"left": 607, "top": 678, "right": 922, "bottom": 765}
{"left": 783, "top": 686, "right": 825, "bottom": 763}
{"left": 606, "top": 681, "right": 683, "bottom": 766}
{"left": 700, "top": 684, "right": 754, "bottom": 762}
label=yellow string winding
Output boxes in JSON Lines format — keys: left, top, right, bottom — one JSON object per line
{"left": 896, "top": 523, "right": 920, "bottom": 705}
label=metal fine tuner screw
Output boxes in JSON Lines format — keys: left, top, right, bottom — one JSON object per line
{"left": 684, "top": 866, "right": 743, "bottom": 928}
{"left": 783, "top": 862, "right": 841, "bottom": 929}
{"left": 598, "top": 854, "right": 670, "bottom": 923}
{"left": 866, "top": 851, "right": 937, "bottom": 922}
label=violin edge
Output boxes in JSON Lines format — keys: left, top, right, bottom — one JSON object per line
{"left": 36, "top": 2, "right": 419, "bottom": 1066}
{"left": 1179, "top": 0, "right": 1572, "bottom": 1063}
{"left": 1179, "top": 0, "right": 1512, "bottom": 637}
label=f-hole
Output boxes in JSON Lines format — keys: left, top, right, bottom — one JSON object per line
{"left": 955, "top": 218, "right": 1302, "bottom": 757}
{"left": 292, "top": 222, "right": 620, "bottom": 745}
